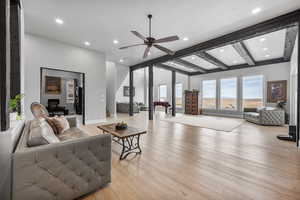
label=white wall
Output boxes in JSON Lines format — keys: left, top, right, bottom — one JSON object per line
{"left": 153, "top": 67, "right": 189, "bottom": 110}
{"left": 190, "top": 62, "right": 291, "bottom": 116}
{"left": 116, "top": 67, "right": 146, "bottom": 104}
{"left": 24, "top": 34, "right": 106, "bottom": 123}
{"left": 290, "top": 36, "right": 298, "bottom": 125}
{"left": 106, "top": 61, "right": 117, "bottom": 116}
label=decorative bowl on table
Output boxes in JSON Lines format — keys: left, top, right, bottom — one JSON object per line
{"left": 115, "top": 121, "right": 128, "bottom": 130}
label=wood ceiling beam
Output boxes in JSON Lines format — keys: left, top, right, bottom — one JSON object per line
{"left": 283, "top": 26, "right": 298, "bottom": 61}
{"left": 232, "top": 42, "right": 256, "bottom": 66}
{"left": 130, "top": 9, "right": 300, "bottom": 71}
{"left": 154, "top": 63, "right": 191, "bottom": 75}
{"left": 173, "top": 59, "right": 207, "bottom": 73}
{"left": 196, "top": 52, "right": 228, "bottom": 70}
{"left": 189, "top": 57, "right": 288, "bottom": 76}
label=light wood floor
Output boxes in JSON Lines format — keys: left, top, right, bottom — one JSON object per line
{"left": 80, "top": 112, "right": 300, "bottom": 200}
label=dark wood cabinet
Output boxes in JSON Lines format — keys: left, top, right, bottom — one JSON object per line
{"left": 185, "top": 90, "right": 199, "bottom": 115}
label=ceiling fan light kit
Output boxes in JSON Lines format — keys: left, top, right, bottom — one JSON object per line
{"left": 119, "top": 14, "right": 179, "bottom": 59}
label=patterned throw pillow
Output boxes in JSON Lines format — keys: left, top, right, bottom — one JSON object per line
{"left": 51, "top": 116, "right": 70, "bottom": 135}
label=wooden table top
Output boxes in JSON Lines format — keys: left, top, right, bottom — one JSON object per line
{"left": 97, "top": 123, "right": 147, "bottom": 138}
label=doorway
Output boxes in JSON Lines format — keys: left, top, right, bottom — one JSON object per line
{"left": 40, "top": 67, "right": 85, "bottom": 125}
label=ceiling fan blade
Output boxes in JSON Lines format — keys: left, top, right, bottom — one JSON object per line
{"left": 119, "top": 44, "right": 145, "bottom": 50}
{"left": 154, "top": 36, "right": 179, "bottom": 43}
{"left": 131, "top": 31, "right": 147, "bottom": 41}
{"left": 154, "top": 44, "right": 175, "bottom": 55}
{"left": 143, "top": 46, "right": 151, "bottom": 59}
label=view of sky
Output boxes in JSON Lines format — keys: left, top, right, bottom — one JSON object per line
{"left": 203, "top": 75, "right": 263, "bottom": 99}
{"left": 243, "top": 75, "right": 263, "bottom": 99}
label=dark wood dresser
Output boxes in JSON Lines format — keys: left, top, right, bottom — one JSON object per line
{"left": 185, "top": 90, "right": 199, "bottom": 115}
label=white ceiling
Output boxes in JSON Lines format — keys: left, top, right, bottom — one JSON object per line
{"left": 244, "top": 29, "right": 286, "bottom": 61}
{"left": 181, "top": 55, "right": 219, "bottom": 70}
{"left": 22, "top": 0, "right": 300, "bottom": 66}
{"left": 164, "top": 62, "right": 196, "bottom": 72}
{"left": 207, "top": 45, "right": 247, "bottom": 66}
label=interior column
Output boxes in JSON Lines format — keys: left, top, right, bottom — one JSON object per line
{"left": 297, "top": 22, "right": 300, "bottom": 147}
{"left": 172, "top": 70, "right": 176, "bottom": 116}
{"left": 0, "top": 0, "right": 10, "bottom": 131}
{"left": 129, "top": 68, "right": 134, "bottom": 116}
{"left": 10, "top": 0, "right": 21, "bottom": 99}
{"left": 148, "top": 65, "right": 153, "bottom": 120}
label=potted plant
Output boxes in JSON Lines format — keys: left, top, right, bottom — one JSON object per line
{"left": 9, "top": 94, "right": 24, "bottom": 121}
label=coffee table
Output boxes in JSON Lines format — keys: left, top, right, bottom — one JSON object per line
{"left": 97, "top": 124, "right": 146, "bottom": 160}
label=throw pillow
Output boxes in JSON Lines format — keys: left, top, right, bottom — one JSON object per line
{"left": 40, "top": 119, "right": 60, "bottom": 143}
{"left": 46, "top": 117, "right": 59, "bottom": 135}
{"left": 27, "top": 119, "right": 60, "bottom": 147}
{"left": 51, "top": 116, "right": 70, "bottom": 134}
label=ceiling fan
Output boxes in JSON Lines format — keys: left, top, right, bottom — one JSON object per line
{"left": 119, "top": 14, "right": 179, "bottom": 59}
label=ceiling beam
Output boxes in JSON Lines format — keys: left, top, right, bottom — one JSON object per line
{"left": 196, "top": 52, "right": 228, "bottom": 70}
{"left": 189, "top": 57, "right": 288, "bottom": 76}
{"left": 173, "top": 59, "right": 207, "bottom": 73}
{"left": 154, "top": 63, "right": 190, "bottom": 75}
{"left": 130, "top": 9, "right": 300, "bottom": 71}
{"left": 232, "top": 42, "right": 256, "bottom": 66}
{"left": 283, "top": 26, "right": 298, "bottom": 61}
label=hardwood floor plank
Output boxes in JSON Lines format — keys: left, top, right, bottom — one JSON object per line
{"left": 80, "top": 112, "right": 300, "bottom": 200}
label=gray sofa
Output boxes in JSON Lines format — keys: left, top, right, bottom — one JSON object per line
{"left": 11, "top": 118, "right": 111, "bottom": 200}
{"left": 116, "top": 102, "right": 140, "bottom": 113}
{"left": 244, "top": 107, "right": 285, "bottom": 126}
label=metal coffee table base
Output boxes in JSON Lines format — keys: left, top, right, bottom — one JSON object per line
{"left": 112, "top": 134, "right": 142, "bottom": 160}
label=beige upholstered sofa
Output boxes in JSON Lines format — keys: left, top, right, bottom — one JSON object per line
{"left": 11, "top": 117, "right": 111, "bottom": 200}
{"left": 244, "top": 107, "right": 285, "bottom": 126}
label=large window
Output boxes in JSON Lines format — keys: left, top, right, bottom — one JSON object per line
{"left": 220, "top": 77, "right": 237, "bottom": 110}
{"left": 176, "top": 83, "right": 183, "bottom": 107}
{"left": 243, "top": 75, "right": 263, "bottom": 108}
{"left": 202, "top": 80, "right": 216, "bottom": 109}
{"left": 158, "top": 84, "right": 167, "bottom": 102}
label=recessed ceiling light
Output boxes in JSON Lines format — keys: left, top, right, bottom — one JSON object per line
{"left": 252, "top": 7, "right": 261, "bottom": 15}
{"left": 183, "top": 37, "right": 189, "bottom": 41}
{"left": 55, "top": 18, "right": 64, "bottom": 25}
{"left": 265, "top": 54, "right": 270, "bottom": 58}
{"left": 120, "top": 59, "right": 124, "bottom": 63}
{"left": 113, "top": 40, "right": 119, "bottom": 44}
{"left": 84, "top": 41, "right": 90, "bottom": 46}
{"left": 260, "top": 38, "right": 266, "bottom": 42}
{"left": 263, "top": 47, "right": 269, "bottom": 51}
{"left": 219, "top": 49, "right": 225, "bottom": 53}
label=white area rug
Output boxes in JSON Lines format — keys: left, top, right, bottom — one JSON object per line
{"left": 161, "top": 115, "right": 244, "bottom": 132}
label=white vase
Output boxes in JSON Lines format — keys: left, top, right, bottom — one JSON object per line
{"left": 10, "top": 112, "right": 18, "bottom": 121}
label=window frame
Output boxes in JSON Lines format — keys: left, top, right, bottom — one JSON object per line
{"left": 219, "top": 77, "right": 238, "bottom": 111}
{"left": 242, "top": 75, "right": 264, "bottom": 109}
{"left": 175, "top": 82, "right": 183, "bottom": 108}
{"left": 201, "top": 79, "right": 217, "bottom": 110}
{"left": 158, "top": 84, "right": 167, "bottom": 102}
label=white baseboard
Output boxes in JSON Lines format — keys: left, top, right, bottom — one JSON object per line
{"left": 85, "top": 118, "right": 107, "bottom": 125}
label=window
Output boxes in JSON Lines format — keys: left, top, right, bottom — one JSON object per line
{"left": 176, "top": 83, "right": 183, "bottom": 107}
{"left": 158, "top": 84, "right": 167, "bottom": 102}
{"left": 243, "top": 75, "right": 263, "bottom": 108}
{"left": 220, "top": 77, "right": 237, "bottom": 110}
{"left": 202, "top": 80, "right": 216, "bottom": 109}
